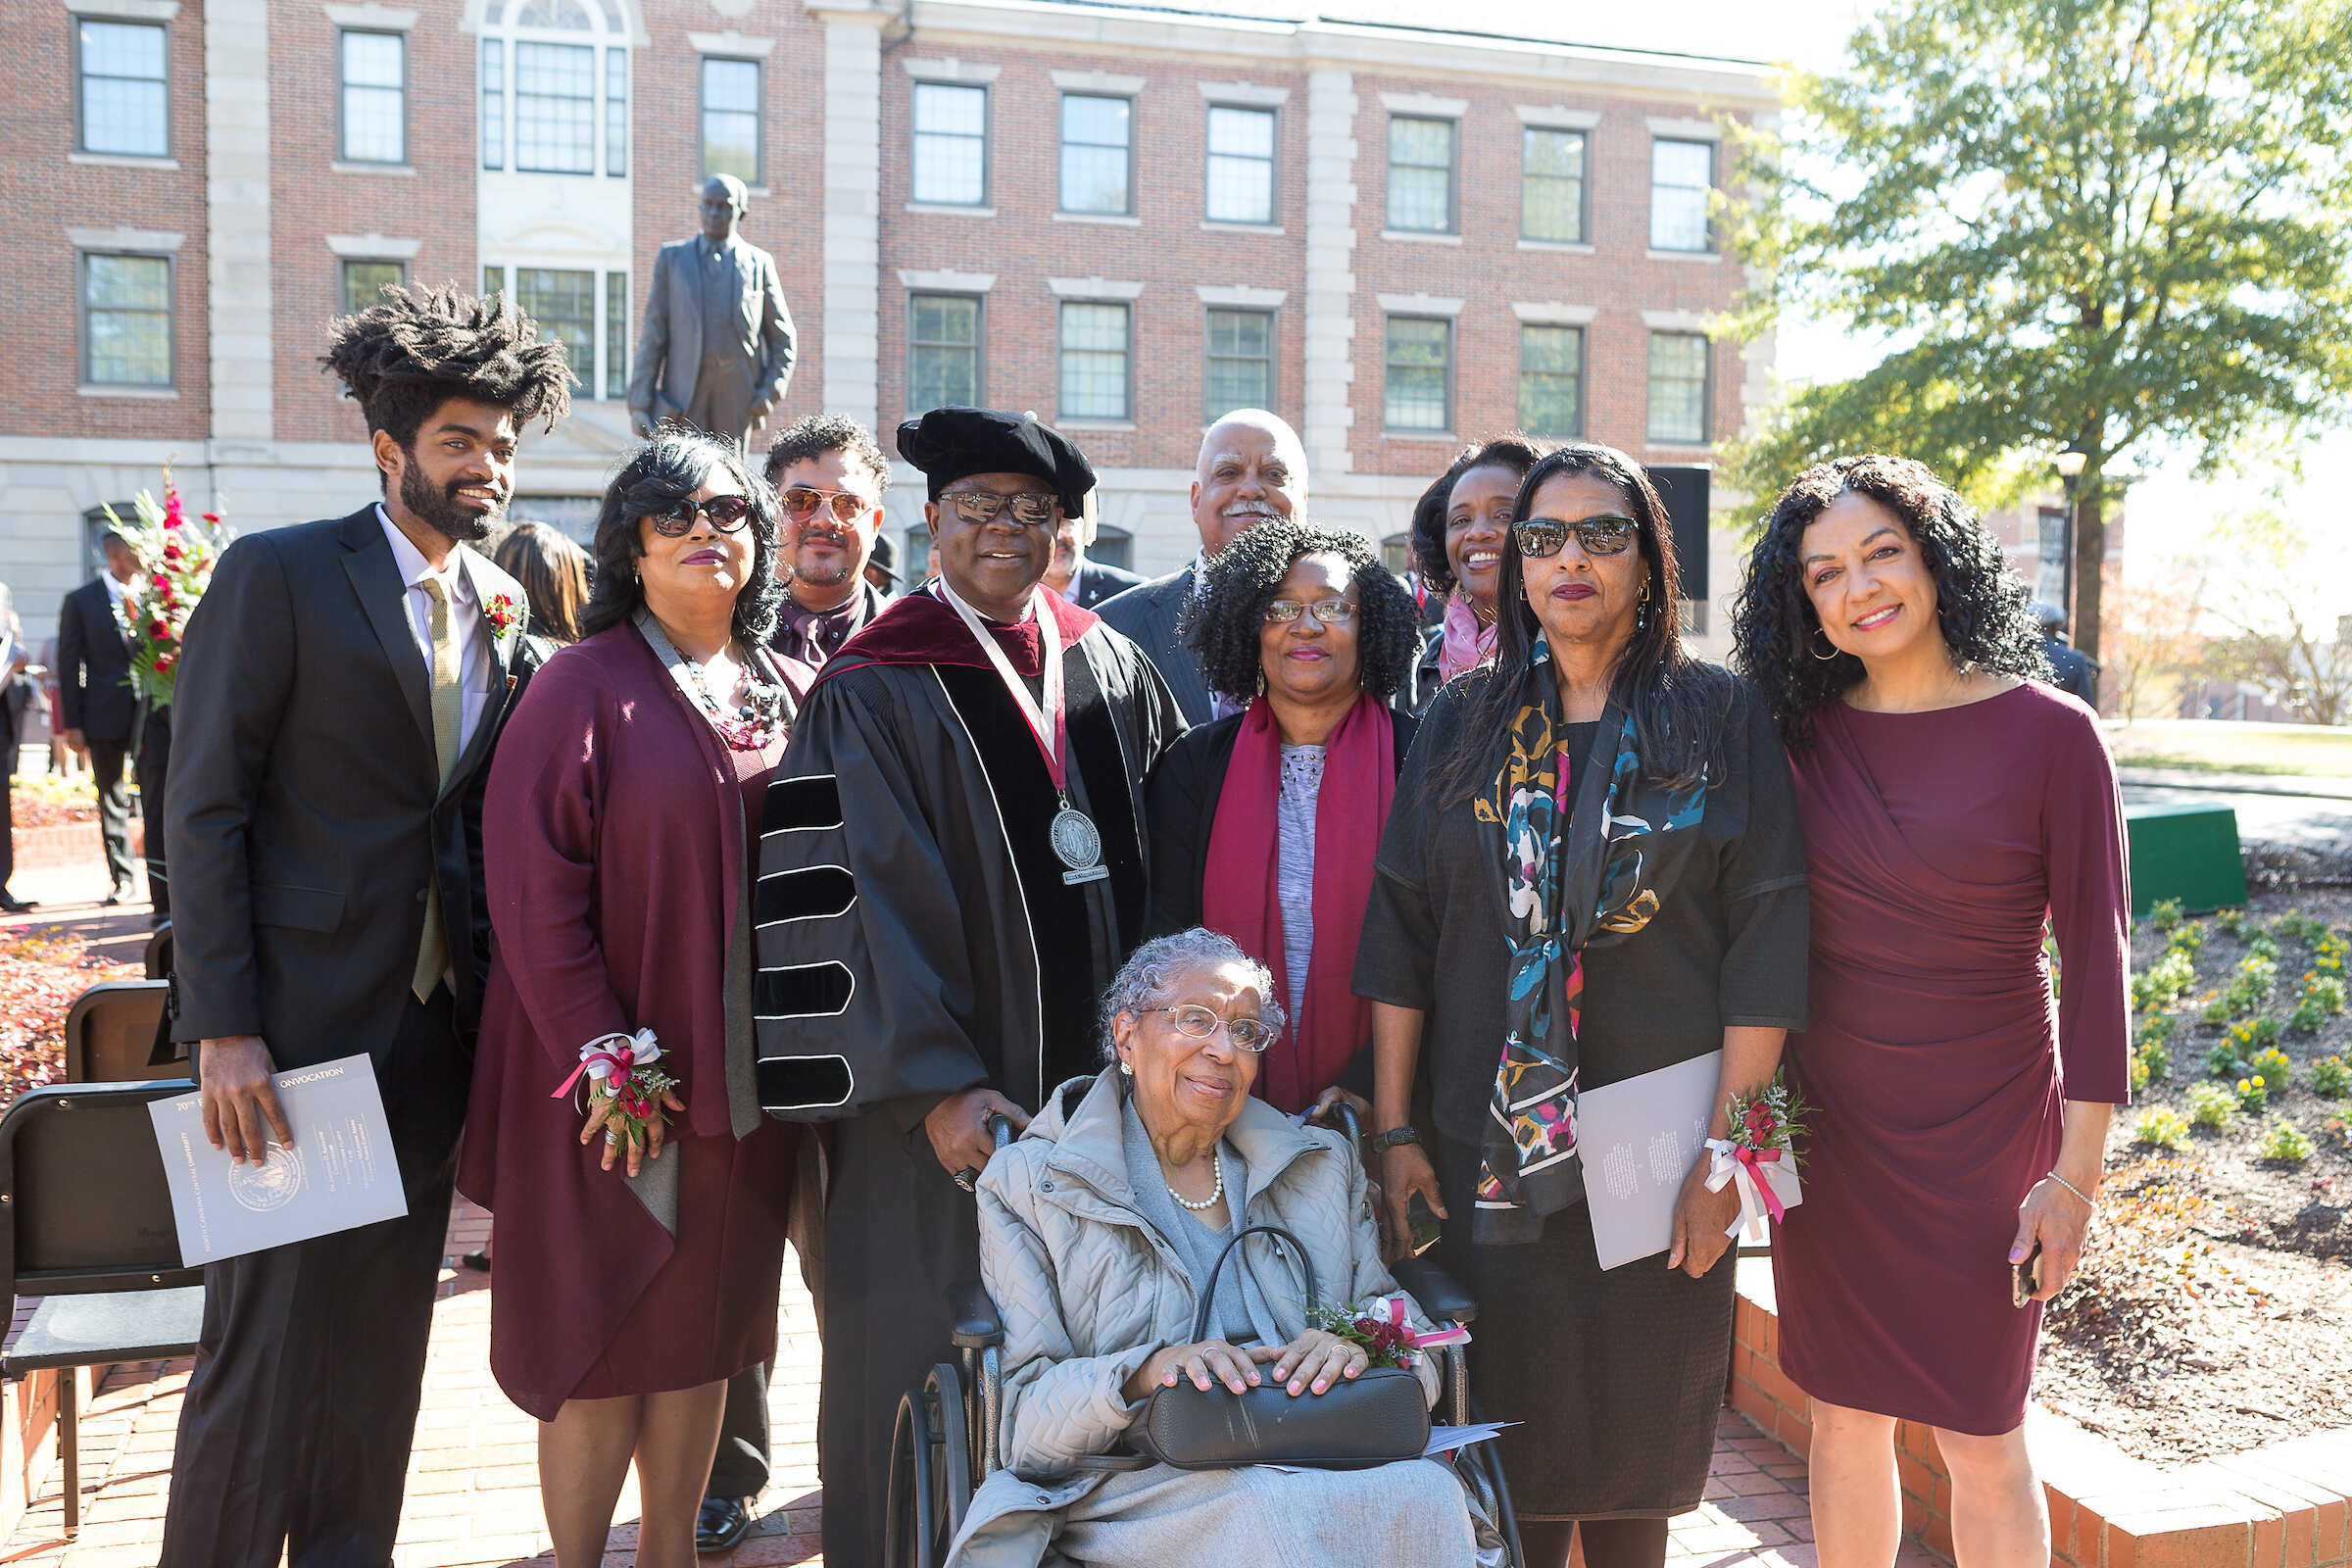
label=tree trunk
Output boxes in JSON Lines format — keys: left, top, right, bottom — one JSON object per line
{"left": 2071, "top": 485, "right": 2106, "bottom": 671}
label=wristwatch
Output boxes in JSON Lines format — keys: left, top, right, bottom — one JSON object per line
{"left": 1369, "top": 1125, "right": 1422, "bottom": 1154}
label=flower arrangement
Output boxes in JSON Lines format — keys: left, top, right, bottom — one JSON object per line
{"left": 484, "top": 592, "right": 522, "bottom": 637}
{"left": 1698, "top": 1069, "right": 1809, "bottom": 1242}
{"left": 1307, "top": 1294, "right": 1467, "bottom": 1372}
{"left": 552, "top": 1028, "right": 679, "bottom": 1153}
{"left": 103, "top": 466, "right": 231, "bottom": 708}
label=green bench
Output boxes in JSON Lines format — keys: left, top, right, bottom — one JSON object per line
{"left": 2123, "top": 802, "right": 2247, "bottom": 916}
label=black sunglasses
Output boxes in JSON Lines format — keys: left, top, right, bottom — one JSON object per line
{"left": 1514, "top": 514, "right": 1640, "bottom": 559}
{"left": 645, "top": 494, "right": 755, "bottom": 537}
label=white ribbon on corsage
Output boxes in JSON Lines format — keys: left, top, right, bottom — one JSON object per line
{"left": 1702, "top": 1138, "right": 1804, "bottom": 1244}
{"left": 551, "top": 1028, "right": 663, "bottom": 1102}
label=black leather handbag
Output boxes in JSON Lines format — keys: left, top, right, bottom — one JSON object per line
{"left": 1125, "top": 1224, "right": 1431, "bottom": 1471}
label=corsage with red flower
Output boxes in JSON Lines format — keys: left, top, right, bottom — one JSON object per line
{"left": 551, "top": 1028, "right": 683, "bottom": 1171}
{"left": 1703, "top": 1069, "right": 1809, "bottom": 1243}
{"left": 484, "top": 592, "right": 524, "bottom": 637}
{"left": 1307, "top": 1294, "right": 1471, "bottom": 1371}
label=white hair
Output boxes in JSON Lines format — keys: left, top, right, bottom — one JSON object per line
{"left": 1195, "top": 409, "right": 1307, "bottom": 477}
{"left": 1097, "top": 928, "right": 1287, "bottom": 1063}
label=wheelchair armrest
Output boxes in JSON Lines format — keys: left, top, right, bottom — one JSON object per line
{"left": 947, "top": 1279, "right": 1005, "bottom": 1349}
{"left": 1390, "top": 1256, "right": 1477, "bottom": 1326}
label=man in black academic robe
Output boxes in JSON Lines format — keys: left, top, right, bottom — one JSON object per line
{"left": 754, "top": 407, "right": 1183, "bottom": 1564}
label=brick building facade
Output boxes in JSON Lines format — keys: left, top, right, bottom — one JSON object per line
{"left": 0, "top": 0, "right": 1775, "bottom": 655}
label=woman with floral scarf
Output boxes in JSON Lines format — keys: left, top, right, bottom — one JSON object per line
{"left": 1353, "top": 444, "right": 1809, "bottom": 1568}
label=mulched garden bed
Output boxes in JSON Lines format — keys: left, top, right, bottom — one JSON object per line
{"left": 0, "top": 929, "right": 144, "bottom": 1106}
{"left": 2037, "top": 890, "right": 2352, "bottom": 1464}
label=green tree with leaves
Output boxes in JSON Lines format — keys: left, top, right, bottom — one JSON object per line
{"left": 1726, "top": 0, "right": 2352, "bottom": 664}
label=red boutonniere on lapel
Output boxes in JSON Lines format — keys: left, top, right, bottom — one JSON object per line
{"left": 485, "top": 592, "right": 523, "bottom": 637}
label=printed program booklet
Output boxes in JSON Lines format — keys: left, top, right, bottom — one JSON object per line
{"left": 149, "top": 1054, "right": 408, "bottom": 1264}
{"left": 1575, "top": 1050, "right": 1725, "bottom": 1270}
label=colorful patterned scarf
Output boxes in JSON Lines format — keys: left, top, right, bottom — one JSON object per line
{"left": 1474, "top": 641, "right": 1712, "bottom": 1246}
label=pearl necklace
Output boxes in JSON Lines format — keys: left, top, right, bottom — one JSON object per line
{"left": 1168, "top": 1149, "right": 1225, "bottom": 1212}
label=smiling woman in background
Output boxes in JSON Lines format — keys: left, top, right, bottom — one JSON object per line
{"left": 1409, "top": 435, "right": 1549, "bottom": 703}
{"left": 460, "top": 428, "right": 799, "bottom": 1568}
{"left": 1144, "top": 518, "right": 1422, "bottom": 1118}
{"left": 1732, "top": 455, "right": 2128, "bottom": 1568}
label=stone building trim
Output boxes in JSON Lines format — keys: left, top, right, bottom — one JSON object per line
{"left": 1196, "top": 285, "right": 1287, "bottom": 309}
{"left": 63, "top": 0, "right": 180, "bottom": 18}
{"left": 688, "top": 30, "right": 776, "bottom": 57}
{"left": 902, "top": 56, "right": 1001, "bottom": 82}
{"left": 326, "top": 232, "right": 422, "bottom": 260}
{"left": 1516, "top": 104, "right": 1601, "bottom": 129}
{"left": 1512, "top": 301, "right": 1597, "bottom": 325}
{"left": 68, "top": 226, "right": 185, "bottom": 253}
{"left": 820, "top": 15, "right": 886, "bottom": 432}
{"left": 1378, "top": 90, "right": 1468, "bottom": 119}
{"left": 321, "top": 3, "right": 418, "bottom": 28}
{"left": 1050, "top": 69, "right": 1147, "bottom": 95}
{"left": 1198, "top": 80, "right": 1289, "bottom": 107}
{"left": 1641, "top": 309, "right": 1713, "bottom": 331}
{"left": 1376, "top": 292, "right": 1464, "bottom": 318}
{"left": 205, "top": 0, "right": 273, "bottom": 444}
{"left": 1300, "top": 68, "right": 1358, "bottom": 478}
{"left": 899, "top": 268, "right": 996, "bottom": 293}
{"left": 1046, "top": 276, "right": 1146, "bottom": 301}
{"left": 1645, "top": 116, "right": 1723, "bottom": 141}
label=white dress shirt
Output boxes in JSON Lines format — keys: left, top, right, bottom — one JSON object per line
{"left": 376, "top": 507, "right": 494, "bottom": 758}
{"left": 102, "top": 571, "right": 140, "bottom": 641}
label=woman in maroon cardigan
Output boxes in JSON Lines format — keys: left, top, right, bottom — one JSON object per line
{"left": 1732, "top": 455, "right": 2130, "bottom": 1568}
{"left": 459, "top": 428, "right": 798, "bottom": 1568}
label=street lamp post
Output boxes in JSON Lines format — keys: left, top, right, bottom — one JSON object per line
{"left": 2054, "top": 443, "right": 2087, "bottom": 636}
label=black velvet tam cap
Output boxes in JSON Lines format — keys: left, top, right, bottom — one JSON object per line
{"left": 895, "top": 406, "right": 1096, "bottom": 516}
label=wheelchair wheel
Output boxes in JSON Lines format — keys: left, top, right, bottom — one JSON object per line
{"left": 883, "top": 1363, "right": 975, "bottom": 1568}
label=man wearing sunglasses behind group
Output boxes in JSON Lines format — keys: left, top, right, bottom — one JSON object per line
{"left": 762, "top": 414, "right": 895, "bottom": 708}
{"left": 752, "top": 406, "right": 1185, "bottom": 1565}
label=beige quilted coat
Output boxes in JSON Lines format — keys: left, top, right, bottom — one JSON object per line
{"left": 943, "top": 1065, "right": 1461, "bottom": 1566}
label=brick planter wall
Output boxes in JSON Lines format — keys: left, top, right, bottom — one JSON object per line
{"left": 6, "top": 822, "right": 142, "bottom": 872}
{"left": 1729, "top": 1259, "right": 2352, "bottom": 1568}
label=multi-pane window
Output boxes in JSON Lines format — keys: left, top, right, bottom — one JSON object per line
{"left": 341, "top": 259, "right": 406, "bottom": 315}
{"left": 604, "top": 50, "right": 627, "bottom": 177}
{"left": 81, "top": 254, "right": 172, "bottom": 388}
{"left": 1647, "top": 332, "right": 1710, "bottom": 444}
{"left": 1518, "top": 324, "right": 1585, "bottom": 438}
{"left": 701, "top": 57, "right": 760, "bottom": 184}
{"left": 1058, "top": 302, "right": 1131, "bottom": 420}
{"left": 1059, "top": 95, "right": 1132, "bottom": 215}
{"left": 1522, "top": 127, "right": 1586, "bottom": 243}
{"left": 516, "top": 268, "right": 596, "bottom": 396}
{"left": 338, "top": 31, "right": 405, "bottom": 164}
{"left": 907, "top": 294, "right": 981, "bottom": 415}
{"left": 1386, "top": 116, "right": 1454, "bottom": 233}
{"left": 480, "top": 39, "right": 505, "bottom": 169}
{"left": 1650, "top": 138, "right": 1714, "bottom": 252}
{"left": 514, "top": 41, "right": 596, "bottom": 173}
{"left": 605, "top": 272, "right": 628, "bottom": 399}
{"left": 911, "top": 83, "right": 987, "bottom": 206}
{"left": 1383, "top": 317, "right": 1451, "bottom": 431}
{"left": 1204, "top": 106, "right": 1276, "bottom": 224}
{"left": 1203, "top": 309, "right": 1273, "bottom": 421}
{"left": 75, "top": 20, "right": 169, "bottom": 157}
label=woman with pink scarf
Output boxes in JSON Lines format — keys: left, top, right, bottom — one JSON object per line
{"left": 1409, "top": 435, "right": 1549, "bottom": 707}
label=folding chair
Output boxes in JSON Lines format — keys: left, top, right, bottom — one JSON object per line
{"left": 142, "top": 922, "right": 172, "bottom": 980}
{"left": 60, "top": 981, "right": 183, "bottom": 1084}
{"left": 0, "top": 1081, "right": 206, "bottom": 1536}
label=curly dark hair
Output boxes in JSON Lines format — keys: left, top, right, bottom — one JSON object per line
{"left": 1431, "top": 443, "right": 1731, "bottom": 804}
{"left": 580, "top": 426, "right": 786, "bottom": 649}
{"left": 1179, "top": 517, "right": 1421, "bottom": 704}
{"left": 320, "top": 283, "right": 573, "bottom": 488}
{"left": 1729, "top": 454, "right": 2049, "bottom": 748}
{"left": 1408, "top": 434, "right": 1549, "bottom": 598}
{"left": 762, "top": 412, "right": 891, "bottom": 493}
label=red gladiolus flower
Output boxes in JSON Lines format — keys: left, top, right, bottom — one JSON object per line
{"left": 200, "top": 512, "right": 219, "bottom": 523}
{"left": 148, "top": 619, "right": 169, "bottom": 639}
{"left": 155, "top": 654, "right": 175, "bottom": 673}
{"left": 164, "top": 488, "right": 184, "bottom": 528}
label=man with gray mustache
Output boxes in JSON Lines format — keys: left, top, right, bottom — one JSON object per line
{"left": 1099, "top": 409, "right": 1307, "bottom": 723}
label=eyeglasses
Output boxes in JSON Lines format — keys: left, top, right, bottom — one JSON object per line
{"left": 1263, "top": 597, "right": 1358, "bottom": 626}
{"left": 942, "top": 489, "right": 1060, "bottom": 528}
{"left": 1139, "top": 1004, "right": 1277, "bottom": 1054}
{"left": 646, "top": 494, "right": 755, "bottom": 537}
{"left": 1514, "top": 514, "right": 1640, "bottom": 559}
{"left": 780, "top": 486, "right": 874, "bottom": 525}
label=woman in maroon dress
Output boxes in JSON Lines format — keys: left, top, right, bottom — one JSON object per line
{"left": 459, "top": 429, "right": 798, "bottom": 1567}
{"left": 1732, "top": 455, "right": 2130, "bottom": 1568}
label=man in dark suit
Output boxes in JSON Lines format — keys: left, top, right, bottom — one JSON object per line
{"left": 160, "top": 283, "right": 571, "bottom": 1568}
{"left": 0, "top": 585, "right": 38, "bottom": 912}
{"left": 56, "top": 526, "right": 145, "bottom": 903}
{"left": 1046, "top": 487, "right": 1146, "bottom": 609}
{"left": 2032, "top": 600, "right": 2101, "bottom": 709}
{"left": 1099, "top": 408, "right": 1308, "bottom": 722}
{"left": 626, "top": 174, "right": 797, "bottom": 447}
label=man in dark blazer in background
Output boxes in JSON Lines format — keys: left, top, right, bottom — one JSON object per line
{"left": 1099, "top": 408, "right": 1308, "bottom": 722}
{"left": 626, "top": 173, "right": 796, "bottom": 447}
{"left": 1044, "top": 487, "right": 1146, "bottom": 609}
{"left": 159, "top": 284, "right": 571, "bottom": 1568}
{"left": 55, "top": 525, "right": 145, "bottom": 903}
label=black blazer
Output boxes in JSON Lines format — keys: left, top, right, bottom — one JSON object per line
{"left": 56, "top": 576, "right": 137, "bottom": 744}
{"left": 1143, "top": 705, "right": 1419, "bottom": 939}
{"left": 1070, "top": 559, "right": 1147, "bottom": 609}
{"left": 165, "top": 506, "right": 538, "bottom": 1066}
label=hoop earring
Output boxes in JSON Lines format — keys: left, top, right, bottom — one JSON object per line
{"left": 1810, "top": 630, "right": 1841, "bottom": 662}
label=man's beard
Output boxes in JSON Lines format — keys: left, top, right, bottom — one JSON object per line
{"left": 401, "top": 462, "right": 501, "bottom": 545}
{"left": 792, "top": 526, "right": 859, "bottom": 589}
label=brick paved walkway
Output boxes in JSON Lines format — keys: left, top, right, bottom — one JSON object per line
{"left": 0, "top": 1198, "right": 1928, "bottom": 1568}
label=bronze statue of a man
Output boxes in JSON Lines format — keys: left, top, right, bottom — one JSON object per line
{"left": 626, "top": 174, "right": 797, "bottom": 446}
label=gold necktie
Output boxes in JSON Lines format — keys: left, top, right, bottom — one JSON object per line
{"left": 412, "top": 575, "right": 462, "bottom": 1002}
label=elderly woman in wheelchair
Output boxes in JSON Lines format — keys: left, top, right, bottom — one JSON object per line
{"left": 943, "top": 928, "right": 1504, "bottom": 1567}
